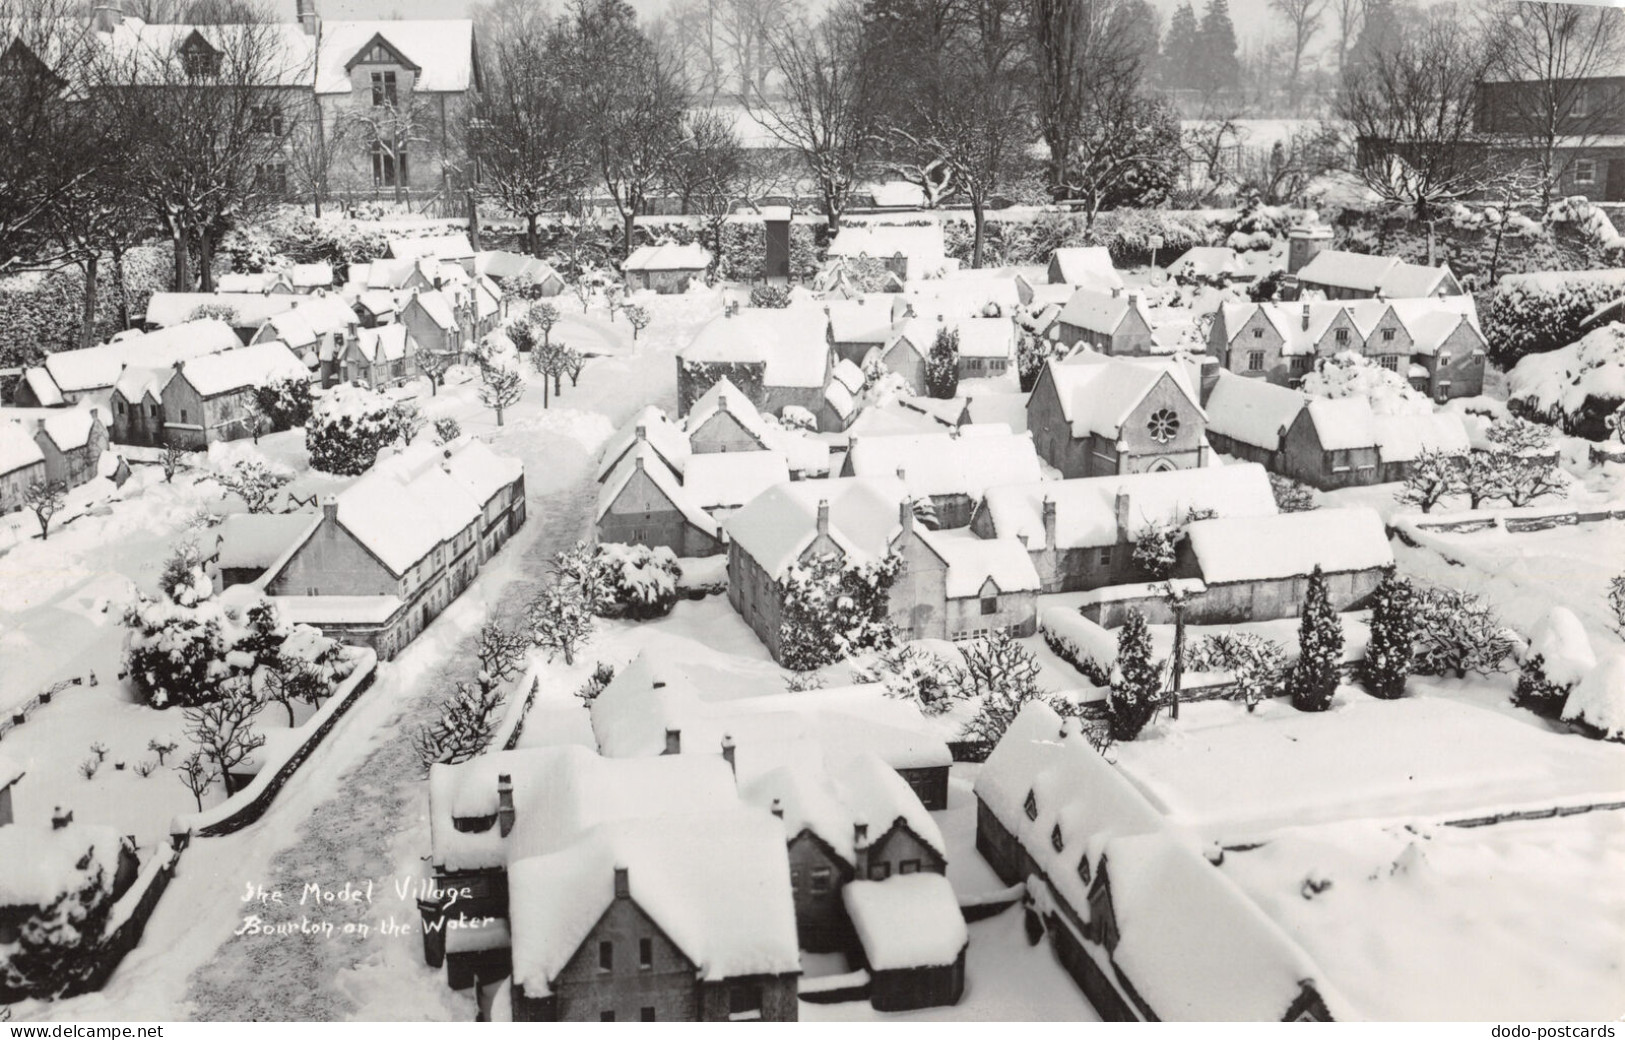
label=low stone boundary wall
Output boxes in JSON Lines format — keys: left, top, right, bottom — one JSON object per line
{"left": 64, "top": 842, "right": 182, "bottom": 997}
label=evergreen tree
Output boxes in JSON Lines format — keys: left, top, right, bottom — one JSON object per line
{"left": 1108, "top": 609, "right": 1162, "bottom": 740}
{"left": 1289, "top": 565, "right": 1343, "bottom": 711}
{"left": 1162, "top": 2, "right": 1202, "bottom": 90}
{"left": 1196, "top": 0, "right": 1242, "bottom": 93}
{"left": 925, "top": 326, "right": 961, "bottom": 399}
{"left": 1363, "top": 569, "right": 1416, "bottom": 700}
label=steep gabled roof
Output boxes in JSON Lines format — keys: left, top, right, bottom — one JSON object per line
{"left": 846, "top": 425, "right": 1041, "bottom": 500}
{"left": 596, "top": 405, "right": 692, "bottom": 481}
{"left": 724, "top": 476, "right": 905, "bottom": 579}
{"left": 1203, "top": 373, "right": 1308, "bottom": 452}
{"left": 315, "top": 20, "right": 476, "bottom": 95}
{"left": 595, "top": 443, "right": 718, "bottom": 540}
{"left": 686, "top": 376, "right": 771, "bottom": 446}
{"left": 1186, "top": 507, "right": 1393, "bottom": 584}
{"left": 165, "top": 340, "right": 306, "bottom": 398}
{"left": 1044, "top": 354, "right": 1204, "bottom": 441}
{"left": 1049, "top": 247, "right": 1124, "bottom": 290}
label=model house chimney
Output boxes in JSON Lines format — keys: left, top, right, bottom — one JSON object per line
{"left": 1301, "top": 304, "right": 1311, "bottom": 331}
{"left": 899, "top": 498, "right": 912, "bottom": 529}
{"left": 895, "top": 465, "right": 906, "bottom": 482}
{"left": 91, "top": 0, "right": 122, "bottom": 32}
{"left": 1016, "top": 532, "right": 1028, "bottom": 549}
{"left": 321, "top": 494, "right": 338, "bottom": 522}
{"left": 1114, "top": 489, "right": 1131, "bottom": 540}
{"left": 1059, "top": 718, "right": 1076, "bottom": 740}
{"left": 663, "top": 728, "right": 681, "bottom": 755}
{"left": 721, "top": 733, "right": 736, "bottom": 776}
{"left": 852, "top": 821, "right": 870, "bottom": 877}
{"left": 635, "top": 424, "right": 647, "bottom": 442}
{"left": 633, "top": 452, "right": 644, "bottom": 471}
{"left": 1127, "top": 293, "right": 1138, "bottom": 308}
{"left": 496, "top": 773, "right": 515, "bottom": 837}
{"left": 89, "top": 407, "right": 99, "bottom": 426}
{"left": 1041, "top": 496, "right": 1057, "bottom": 551}
{"left": 296, "top": 0, "right": 318, "bottom": 34}
{"left": 1111, "top": 287, "right": 1122, "bottom": 299}
{"left": 771, "top": 798, "right": 783, "bottom": 819}
{"left": 717, "top": 392, "right": 728, "bottom": 412}
{"left": 613, "top": 866, "right": 630, "bottom": 899}
{"left": 51, "top": 806, "right": 73, "bottom": 830}
{"left": 816, "top": 498, "right": 830, "bottom": 537}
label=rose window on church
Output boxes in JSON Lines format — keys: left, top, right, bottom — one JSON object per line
{"left": 1147, "top": 408, "right": 1180, "bottom": 444}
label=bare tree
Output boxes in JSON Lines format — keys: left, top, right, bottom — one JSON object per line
{"left": 1270, "top": 0, "right": 1325, "bottom": 100}
{"left": 749, "top": 5, "right": 875, "bottom": 230}
{"left": 1481, "top": 2, "right": 1624, "bottom": 205}
{"left": 476, "top": 622, "right": 529, "bottom": 685}
{"left": 480, "top": 365, "right": 525, "bottom": 425}
{"left": 174, "top": 748, "right": 218, "bottom": 811}
{"left": 183, "top": 678, "right": 265, "bottom": 795}
{"left": 666, "top": 109, "right": 746, "bottom": 217}
{"left": 417, "top": 349, "right": 452, "bottom": 395}
{"left": 342, "top": 95, "right": 436, "bottom": 209}
{"left": 24, "top": 479, "right": 66, "bottom": 541}
{"left": 1331, "top": 0, "right": 1364, "bottom": 78}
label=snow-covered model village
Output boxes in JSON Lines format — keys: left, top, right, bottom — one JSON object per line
{"left": 0, "top": 0, "right": 1623, "bottom": 1025}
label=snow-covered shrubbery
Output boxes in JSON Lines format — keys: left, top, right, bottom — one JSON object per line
{"left": 1561, "top": 657, "right": 1625, "bottom": 740}
{"left": 1301, "top": 351, "right": 1431, "bottom": 415}
{"left": 1184, "top": 631, "right": 1289, "bottom": 708}
{"left": 925, "top": 327, "right": 960, "bottom": 399}
{"left": 252, "top": 376, "right": 313, "bottom": 432}
{"left": 593, "top": 544, "right": 683, "bottom": 620}
{"left": 1269, "top": 472, "right": 1317, "bottom": 512}
{"left": 1288, "top": 567, "right": 1343, "bottom": 711}
{"left": 954, "top": 630, "right": 1051, "bottom": 743}
{"left": 852, "top": 643, "right": 957, "bottom": 716}
{"left": 220, "top": 210, "right": 390, "bottom": 271}
{"left": 1507, "top": 323, "right": 1625, "bottom": 440}
{"left": 1107, "top": 609, "right": 1161, "bottom": 740}
{"left": 1514, "top": 607, "right": 1595, "bottom": 718}
{"left": 779, "top": 551, "right": 901, "bottom": 671}
{"left": 1410, "top": 584, "right": 1516, "bottom": 679}
{"left": 0, "top": 831, "right": 123, "bottom": 999}
{"left": 1487, "top": 270, "right": 1625, "bottom": 371}
{"left": 0, "top": 244, "right": 171, "bottom": 368}
{"left": 1363, "top": 571, "right": 1416, "bottom": 700}
{"left": 716, "top": 221, "right": 766, "bottom": 282}
{"left": 305, "top": 382, "right": 402, "bottom": 475}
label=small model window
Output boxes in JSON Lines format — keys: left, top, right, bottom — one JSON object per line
{"left": 1147, "top": 408, "right": 1180, "bottom": 444}
{"left": 1024, "top": 789, "right": 1038, "bottom": 820}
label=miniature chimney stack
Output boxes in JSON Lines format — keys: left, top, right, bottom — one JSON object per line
{"left": 721, "top": 733, "right": 736, "bottom": 776}
{"left": 852, "top": 822, "right": 870, "bottom": 877}
{"left": 899, "top": 497, "right": 912, "bottom": 530}
{"left": 635, "top": 424, "right": 647, "bottom": 442}
{"left": 717, "top": 392, "right": 728, "bottom": 413}
{"left": 89, "top": 407, "right": 99, "bottom": 426}
{"left": 771, "top": 798, "right": 784, "bottom": 819}
{"left": 663, "top": 728, "right": 681, "bottom": 755}
{"left": 51, "top": 806, "right": 73, "bottom": 830}
{"left": 895, "top": 465, "right": 906, "bottom": 482}
{"left": 296, "top": 0, "right": 318, "bottom": 35}
{"left": 1041, "top": 496, "right": 1057, "bottom": 551}
{"left": 1127, "top": 293, "right": 1138, "bottom": 308}
{"left": 613, "top": 866, "right": 630, "bottom": 899}
{"left": 321, "top": 494, "right": 338, "bottom": 522}
{"left": 1111, "top": 287, "right": 1122, "bottom": 299}
{"left": 91, "top": 0, "right": 123, "bottom": 32}
{"left": 496, "top": 773, "right": 515, "bottom": 837}
{"left": 816, "top": 498, "right": 830, "bottom": 537}
{"left": 1114, "top": 489, "right": 1132, "bottom": 541}
{"left": 1301, "top": 303, "right": 1311, "bottom": 331}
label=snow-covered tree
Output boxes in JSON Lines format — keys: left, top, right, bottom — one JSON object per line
{"left": 214, "top": 458, "right": 291, "bottom": 514}
{"left": 1396, "top": 448, "right": 1462, "bottom": 513}
{"left": 561, "top": 346, "right": 586, "bottom": 388}
{"left": 24, "top": 480, "right": 66, "bottom": 541}
{"left": 1513, "top": 653, "right": 1571, "bottom": 718}
{"left": 1411, "top": 584, "right": 1515, "bottom": 678}
{"left": 1108, "top": 609, "right": 1161, "bottom": 740}
{"left": 480, "top": 365, "right": 525, "bottom": 426}
{"left": 575, "top": 662, "right": 616, "bottom": 703}
{"left": 175, "top": 748, "right": 217, "bottom": 811}
{"left": 1184, "top": 631, "right": 1288, "bottom": 709}
{"left": 252, "top": 376, "right": 313, "bottom": 431}
{"left": 778, "top": 551, "right": 901, "bottom": 670}
{"left": 623, "top": 304, "right": 650, "bottom": 341}
{"left": 1017, "top": 335, "right": 1055, "bottom": 393}
{"left": 183, "top": 677, "right": 265, "bottom": 795}
{"left": 306, "top": 383, "right": 402, "bottom": 475}
{"left": 1494, "top": 453, "right": 1569, "bottom": 508}
{"left": 551, "top": 540, "right": 613, "bottom": 613}
{"left": 1607, "top": 402, "right": 1625, "bottom": 445}
{"left": 527, "top": 584, "right": 593, "bottom": 665}
{"left": 1269, "top": 472, "right": 1317, "bottom": 512}
{"left": 924, "top": 326, "right": 960, "bottom": 399}
{"left": 417, "top": 349, "right": 453, "bottom": 395}
{"left": 392, "top": 400, "right": 426, "bottom": 446}
{"left": 433, "top": 417, "right": 461, "bottom": 445}
{"left": 161, "top": 443, "right": 195, "bottom": 484}
{"left": 0, "top": 852, "right": 117, "bottom": 999}
{"left": 1486, "top": 415, "right": 1558, "bottom": 457}
{"left": 158, "top": 540, "right": 213, "bottom": 607}
{"left": 594, "top": 543, "right": 683, "bottom": 619}
{"left": 1300, "top": 350, "right": 1430, "bottom": 414}
{"left": 853, "top": 643, "right": 957, "bottom": 716}
{"left": 1132, "top": 521, "right": 1180, "bottom": 579}
{"left": 1289, "top": 565, "right": 1343, "bottom": 711}
{"left": 123, "top": 599, "right": 230, "bottom": 708}
{"left": 476, "top": 622, "right": 530, "bottom": 688}
{"left": 532, "top": 302, "right": 561, "bottom": 346}
{"left": 1610, "top": 572, "right": 1625, "bottom": 630}
{"left": 956, "top": 630, "right": 1048, "bottom": 744}
{"left": 412, "top": 680, "right": 506, "bottom": 771}
{"left": 1363, "top": 570, "right": 1416, "bottom": 699}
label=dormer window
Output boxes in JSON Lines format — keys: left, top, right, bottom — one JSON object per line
{"left": 1050, "top": 824, "right": 1064, "bottom": 853}
{"left": 1023, "top": 789, "right": 1037, "bottom": 820}
{"left": 179, "top": 31, "right": 220, "bottom": 78}
{"left": 1077, "top": 855, "right": 1091, "bottom": 886}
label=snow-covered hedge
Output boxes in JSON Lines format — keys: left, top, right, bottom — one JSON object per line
{"left": 1562, "top": 656, "right": 1625, "bottom": 740}
{"left": 0, "top": 245, "right": 172, "bottom": 368}
{"left": 1486, "top": 269, "right": 1625, "bottom": 370}
{"left": 1039, "top": 608, "right": 1116, "bottom": 686}
{"left": 305, "top": 382, "right": 402, "bottom": 475}
{"left": 1507, "top": 323, "right": 1625, "bottom": 440}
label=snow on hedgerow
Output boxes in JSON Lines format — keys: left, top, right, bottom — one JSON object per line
{"left": 1507, "top": 323, "right": 1625, "bottom": 435}
{"left": 1300, "top": 351, "right": 1431, "bottom": 415}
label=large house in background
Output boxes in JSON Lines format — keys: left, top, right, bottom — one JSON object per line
{"left": 12, "top": 0, "right": 482, "bottom": 209}
{"left": 1474, "top": 51, "right": 1625, "bottom": 203}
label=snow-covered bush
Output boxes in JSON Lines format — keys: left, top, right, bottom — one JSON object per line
{"left": 575, "top": 662, "right": 616, "bottom": 703}
{"left": 527, "top": 583, "right": 593, "bottom": 665}
{"left": 1411, "top": 584, "right": 1516, "bottom": 678}
{"left": 594, "top": 544, "right": 682, "bottom": 620}
{"left": 1184, "top": 631, "right": 1288, "bottom": 707}
{"left": 123, "top": 598, "right": 231, "bottom": 708}
{"left": 779, "top": 551, "right": 901, "bottom": 671}
{"left": 1269, "top": 472, "right": 1317, "bottom": 512}
{"left": 924, "top": 327, "right": 960, "bottom": 399}
{"left": 1107, "top": 609, "right": 1161, "bottom": 740}
{"left": 1515, "top": 606, "right": 1595, "bottom": 718}
{"left": 1363, "top": 571, "right": 1416, "bottom": 700}
{"left": 1396, "top": 449, "right": 1464, "bottom": 513}
{"left": 717, "top": 220, "right": 767, "bottom": 282}
{"left": 433, "top": 417, "right": 462, "bottom": 445}
{"left": 1132, "top": 521, "right": 1180, "bottom": 579}
{"left": 213, "top": 457, "right": 292, "bottom": 514}
{"left": 0, "top": 836, "right": 120, "bottom": 999}
{"left": 1610, "top": 572, "right": 1625, "bottom": 629}
{"left": 1507, "top": 323, "right": 1625, "bottom": 440}
{"left": 252, "top": 376, "right": 313, "bottom": 431}
{"left": 853, "top": 643, "right": 956, "bottom": 716}
{"left": 749, "top": 283, "right": 792, "bottom": 309}
{"left": 306, "top": 382, "right": 402, "bottom": 475}
{"left": 1487, "top": 270, "right": 1625, "bottom": 370}
{"left": 412, "top": 680, "right": 506, "bottom": 771}
{"left": 1289, "top": 566, "right": 1343, "bottom": 712}
{"left": 1300, "top": 350, "right": 1430, "bottom": 415}
{"left": 1561, "top": 657, "right": 1625, "bottom": 740}
{"left": 955, "top": 630, "right": 1048, "bottom": 743}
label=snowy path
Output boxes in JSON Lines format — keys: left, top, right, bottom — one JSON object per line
{"left": 24, "top": 294, "right": 712, "bottom": 1022}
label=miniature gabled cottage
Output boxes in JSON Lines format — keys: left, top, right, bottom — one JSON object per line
{"left": 1053, "top": 289, "right": 1155, "bottom": 355}
{"left": 954, "top": 316, "right": 1016, "bottom": 379}
{"left": 158, "top": 341, "right": 308, "bottom": 448}
{"left": 1026, "top": 355, "right": 1209, "bottom": 479}
{"left": 827, "top": 298, "right": 906, "bottom": 367}
{"left": 21, "top": 319, "right": 241, "bottom": 409}
{"left": 506, "top": 809, "right": 800, "bottom": 1022}
{"left": 596, "top": 406, "right": 692, "bottom": 482}
{"left": 595, "top": 443, "right": 723, "bottom": 558}
{"left": 1201, "top": 373, "right": 1308, "bottom": 472}
{"left": 0, "top": 424, "right": 46, "bottom": 514}
{"left": 685, "top": 377, "right": 772, "bottom": 454}
{"left": 1047, "top": 247, "right": 1124, "bottom": 291}
{"left": 678, "top": 306, "right": 834, "bottom": 423}
{"left": 842, "top": 874, "right": 967, "bottom": 1011}
{"left": 1295, "top": 250, "right": 1462, "bottom": 300}
{"left": 33, "top": 409, "right": 109, "bottom": 490}
{"left": 843, "top": 425, "right": 1042, "bottom": 529}
{"left": 1279, "top": 398, "right": 1380, "bottom": 490}
{"left": 623, "top": 242, "right": 713, "bottom": 294}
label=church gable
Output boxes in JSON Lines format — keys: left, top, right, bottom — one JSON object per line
{"left": 344, "top": 32, "right": 422, "bottom": 73}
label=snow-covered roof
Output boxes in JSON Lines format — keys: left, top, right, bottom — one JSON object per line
{"left": 387, "top": 234, "right": 474, "bottom": 262}
{"left": 23, "top": 367, "right": 64, "bottom": 406}
{"left": 0, "top": 822, "right": 125, "bottom": 909}
{"left": 476, "top": 251, "right": 560, "bottom": 283}
{"left": 1386, "top": 296, "right": 1483, "bottom": 356}
{"left": 353, "top": 324, "right": 409, "bottom": 365}
{"left": 1187, "top": 507, "right": 1392, "bottom": 584}
{"left": 288, "top": 262, "right": 334, "bottom": 289}
{"left": 1048, "top": 247, "right": 1124, "bottom": 290}
{"left": 1563, "top": 655, "right": 1625, "bottom": 738}
{"left": 596, "top": 444, "right": 718, "bottom": 540}
{"left": 681, "top": 451, "right": 789, "bottom": 511}
{"left": 507, "top": 809, "right": 800, "bottom": 995}
{"left": 0, "top": 752, "right": 23, "bottom": 791}
{"left": 591, "top": 651, "right": 950, "bottom": 772}
{"left": 429, "top": 744, "right": 740, "bottom": 873}
{"left": 1105, "top": 828, "right": 1339, "bottom": 1022}
{"left": 1203, "top": 373, "right": 1307, "bottom": 452}
{"left": 917, "top": 527, "right": 1041, "bottom": 599}
{"left": 846, "top": 426, "right": 1041, "bottom": 500}
{"left": 682, "top": 307, "right": 831, "bottom": 390}
{"left": 217, "top": 272, "right": 277, "bottom": 293}
{"left": 35, "top": 318, "right": 240, "bottom": 394}
{"left": 1042, "top": 355, "right": 1204, "bottom": 441}
{"left": 1297, "top": 250, "right": 1454, "bottom": 298}
{"left": 903, "top": 270, "right": 1024, "bottom": 322}
{"left": 142, "top": 292, "right": 302, "bottom": 329}
{"left": 842, "top": 873, "right": 967, "bottom": 972}
{"left": 686, "top": 376, "right": 771, "bottom": 446}
{"left": 214, "top": 513, "right": 320, "bottom": 571}
{"left": 100, "top": 19, "right": 317, "bottom": 87}
{"left": 1167, "top": 246, "right": 1239, "bottom": 279}
{"left": 1372, "top": 411, "right": 1470, "bottom": 464}
{"left": 827, "top": 224, "right": 946, "bottom": 263}
{"left": 406, "top": 290, "right": 457, "bottom": 331}
{"left": 743, "top": 749, "right": 946, "bottom": 867}
{"left": 974, "top": 701, "right": 1167, "bottom": 921}
{"left": 826, "top": 299, "right": 899, "bottom": 344}
{"left": 439, "top": 438, "right": 524, "bottom": 506}
{"left": 167, "top": 340, "right": 306, "bottom": 398}
{"left": 724, "top": 476, "right": 905, "bottom": 579}
{"left": 955, "top": 316, "right": 1015, "bottom": 359}
{"left": 0, "top": 422, "right": 46, "bottom": 476}
{"left": 310, "top": 20, "right": 476, "bottom": 94}
{"left": 269, "top": 594, "right": 402, "bottom": 625}
{"left": 977, "top": 463, "right": 1278, "bottom": 549}
{"left": 624, "top": 242, "right": 712, "bottom": 272}
{"left": 832, "top": 358, "right": 865, "bottom": 394}
{"left": 1303, "top": 398, "right": 1378, "bottom": 450}
{"left": 596, "top": 405, "right": 692, "bottom": 481}
{"left": 1056, "top": 288, "right": 1143, "bottom": 335}
{"left": 38, "top": 408, "right": 99, "bottom": 452}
